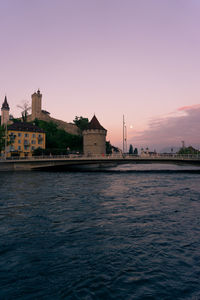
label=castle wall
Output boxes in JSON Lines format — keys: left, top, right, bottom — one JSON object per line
{"left": 83, "top": 129, "right": 106, "bottom": 155}
{"left": 28, "top": 90, "right": 81, "bottom": 135}
{"left": 27, "top": 112, "right": 80, "bottom": 135}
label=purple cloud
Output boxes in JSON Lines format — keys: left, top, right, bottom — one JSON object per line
{"left": 131, "top": 105, "right": 200, "bottom": 151}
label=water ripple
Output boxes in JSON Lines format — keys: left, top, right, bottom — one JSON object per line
{"left": 0, "top": 169, "right": 200, "bottom": 299}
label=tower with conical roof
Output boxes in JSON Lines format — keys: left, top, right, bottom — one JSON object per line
{"left": 31, "top": 89, "right": 42, "bottom": 120}
{"left": 83, "top": 115, "right": 107, "bottom": 155}
{"left": 1, "top": 96, "right": 10, "bottom": 126}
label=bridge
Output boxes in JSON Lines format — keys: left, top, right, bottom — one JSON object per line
{"left": 1, "top": 154, "right": 200, "bottom": 171}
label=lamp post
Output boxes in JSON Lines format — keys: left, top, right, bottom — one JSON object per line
{"left": 122, "top": 115, "right": 128, "bottom": 154}
{"left": 125, "top": 124, "right": 127, "bottom": 153}
{"left": 4, "top": 122, "right": 7, "bottom": 159}
{"left": 123, "top": 115, "right": 125, "bottom": 153}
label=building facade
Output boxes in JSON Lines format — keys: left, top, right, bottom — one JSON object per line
{"left": 83, "top": 115, "right": 107, "bottom": 156}
{"left": 7, "top": 122, "right": 46, "bottom": 157}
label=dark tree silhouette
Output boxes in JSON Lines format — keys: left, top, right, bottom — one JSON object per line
{"left": 129, "top": 144, "right": 133, "bottom": 154}
{"left": 73, "top": 116, "right": 89, "bottom": 131}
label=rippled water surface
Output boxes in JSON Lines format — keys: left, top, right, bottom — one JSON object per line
{"left": 0, "top": 165, "right": 200, "bottom": 299}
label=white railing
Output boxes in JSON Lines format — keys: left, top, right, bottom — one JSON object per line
{"left": 1, "top": 153, "right": 200, "bottom": 161}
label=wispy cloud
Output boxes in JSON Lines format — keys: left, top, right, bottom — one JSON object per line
{"left": 131, "top": 104, "right": 200, "bottom": 151}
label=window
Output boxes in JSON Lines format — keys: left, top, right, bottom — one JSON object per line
{"left": 24, "top": 145, "right": 29, "bottom": 150}
{"left": 31, "top": 140, "right": 36, "bottom": 144}
{"left": 24, "top": 139, "right": 29, "bottom": 145}
{"left": 32, "top": 146, "right": 35, "bottom": 151}
{"left": 25, "top": 133, "right": 29, "bottom": 138}
{"left": 32, "top": 134, "right": 36, "bottom": 138}
{"left": 18, "top": 140, "right": 21, "bottom": 144}
{"left": 9, "top": 132, "right": 15, "bottom": 142}
{"left": 18, "top": 133, "right": 21, "bottom": 137}
{"left": 18, "top": 146, "right": 21, "bottom": 150}
{"left": 38, "top": 134, "right": 43, "bottom": 145}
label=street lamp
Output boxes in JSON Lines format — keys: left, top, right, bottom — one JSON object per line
{"left": 4, "top": 123, "right": 8, "bottom": 159}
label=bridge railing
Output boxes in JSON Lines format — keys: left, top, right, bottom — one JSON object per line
{"left": 1, "top": 153, "right": 200, "bottom": 161}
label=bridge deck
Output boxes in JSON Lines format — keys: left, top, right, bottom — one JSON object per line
{"left": 1, "top": 154, "right": 200, "bottom": 162}
{"left": 1, "top": 154, "right": 200, "bottom": 171}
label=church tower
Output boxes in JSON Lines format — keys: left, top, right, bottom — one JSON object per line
{"left": 1, "top": 96, "right": 10, "bottom": 126}
{"left": 31, "top": 89, "right": 42, "bottom": 120}
{"left": 83, "top": 115, "right": 107, "bottom": 155}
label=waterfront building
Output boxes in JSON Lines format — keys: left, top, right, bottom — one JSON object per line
{"left": 7, "top": 122, "right": 46, "bottom": 157}
{"left": 1, "top": 95, "right": 108, "bottom": 157}
{"left": 83, "top": 115, "right": 107, "bottom": 156}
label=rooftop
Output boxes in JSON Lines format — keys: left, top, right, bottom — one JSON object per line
{"left": 8, "top": 122, "right": 45, "bottom": 133}
{"left": 87, "top": 115, "right": 106, "bottom": 131}
{"left": 1, "top": 96, "right": 10, "bottom": 110}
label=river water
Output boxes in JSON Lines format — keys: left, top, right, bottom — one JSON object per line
{"left": 0, "top": 164, "right": 200, "bottom": 299}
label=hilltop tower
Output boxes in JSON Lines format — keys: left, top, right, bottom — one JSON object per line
{"left": 1, "top": 96, "right": 10, "bottom": 126}
{"left": 83, "top": 115, "right": 107, "bottom": 155}
{"left": 31, "top": 89, "right": 42, "bottom": 119}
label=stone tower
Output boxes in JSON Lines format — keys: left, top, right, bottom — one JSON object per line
{"left": 1, "top": 96, "right": 10, "bottom": 126}
{"left": 31, "top": 89, "right": 42, "bottom": 120}
{"left": 83, "top": 115, "right": 107, "bottom": 156}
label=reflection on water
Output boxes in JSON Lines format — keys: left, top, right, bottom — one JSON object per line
{"left": 110, "top": 163, "right": 200, "bottom": 171}
{"left": 0, "top": 166, "right": 200, "bottom": 299}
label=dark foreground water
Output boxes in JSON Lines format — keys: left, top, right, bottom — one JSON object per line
{"left": 0, "top": 164, "right": 200, "bottom": 299}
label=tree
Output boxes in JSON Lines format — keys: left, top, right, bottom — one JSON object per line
{"left": 0, "top": 125, "right": 5, "bottom": 152}
{"left": 32, "top": 119, "right": 83, "bottom": 154}
{"left": 133, "top": 147, "right": 138, "bottom": 155}
{"left": 178, "top": 146, "right": 199, "bottom": 155}
{"left": 17, "top": 101, "right": 31, "bottom": 122}
{"left": 73, "top": 116, "right": 89, "bottom": 131}
{"left": 106, "top": 141, "right": 112, "bottom": 154}
{"left": 129, "top": 144, "right": 133, "bottom": 154}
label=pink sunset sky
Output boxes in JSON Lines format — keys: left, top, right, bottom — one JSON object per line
{"left": 1, "top": 0, "right": 200, "bottom": 151}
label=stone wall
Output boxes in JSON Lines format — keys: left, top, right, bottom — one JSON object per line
{"left": 83, "top": 129, "right": 106, "bottom": 155}
{"left": 27, "top": 112, "right": 80, "bottom": 135}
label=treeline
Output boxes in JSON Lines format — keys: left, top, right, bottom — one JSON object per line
{"left": 33, "top": 119, "right": 83, "bottom": 155}
{"left": 177, "top": 146, "right": 200, "bottom": 155}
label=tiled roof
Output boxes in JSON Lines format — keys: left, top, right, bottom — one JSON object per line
{"left": 87, "top": 115, "right": 106, "bottom": 130}
{"left": 8, "top": 122, "right": 45, "bottom": 133}
{"left": 1, "top": 96, "right": 10, "bottom": 110}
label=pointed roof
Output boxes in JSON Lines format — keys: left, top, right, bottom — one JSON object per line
{"left": 1, "top": 96, "right": 10, "bottom": 110}
{"left": 87, "top": 115, "right": 106, "bottom": 131}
